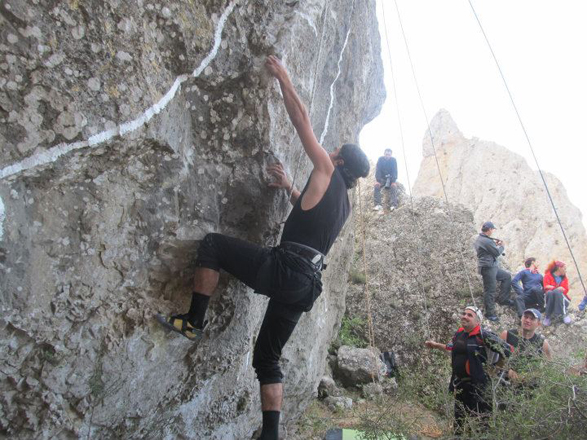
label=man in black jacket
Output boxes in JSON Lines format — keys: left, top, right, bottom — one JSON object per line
{"left": 473, "top": 221, "right": 514, "bottom": 322}
{"left": 426, "top": 306, "right": 513, "bottom": 434}
{"left": 373, "top": 148, "right": 398, "bottom": 212}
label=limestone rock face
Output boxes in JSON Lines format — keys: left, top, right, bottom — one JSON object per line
{"left": 414, "top": 110, "right": 587, "bottom": 302}
{"left": 0, "top": 1, "right": 384, "bottom": 438}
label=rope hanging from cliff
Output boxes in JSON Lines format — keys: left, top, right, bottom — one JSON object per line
{"left": 467, "top": 0, "right": 587, "bottom": 297}
{"left": 357, "top": 180, "right": 377, "bottom": 353}
{"left": 380, "top": 1, "right": 431, "bottom": 338}
{"left": 391, "top": 0, "right": 478, "bottom": 306}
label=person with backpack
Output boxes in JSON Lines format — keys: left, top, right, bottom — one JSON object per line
{"left": 425, "top": 306, "right": 513, "bottom": 434}
{"left": 499, "top": 308, "right": 552, "bottom": 385}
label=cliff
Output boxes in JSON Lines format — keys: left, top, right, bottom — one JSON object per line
{"left": 413, "top": 109, "right": 587, "bottom": 302}
{"left": 0, "top": 1, "right": 384, "bottom": 438}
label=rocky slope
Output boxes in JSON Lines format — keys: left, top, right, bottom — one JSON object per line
{"left": 413, "top": 109, "right": 587, "bottom": 303}
{"left": 0, "top": 1, "right": 384, "bottom": 438}
{"left": 346, "top": 181, "right": 587, "bottom": 374}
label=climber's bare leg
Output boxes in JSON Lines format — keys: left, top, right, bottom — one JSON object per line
{"left": 260, "top": 383, "right": 283, "bottom": 411}
{"left": 193, "top": 267, "right": 219, "bottom": 296}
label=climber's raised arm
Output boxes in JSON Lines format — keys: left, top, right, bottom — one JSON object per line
{"left": 265, "top": 56, "right": 333, "bottom": 176}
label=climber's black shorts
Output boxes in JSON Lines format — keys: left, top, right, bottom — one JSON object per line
{"left": 196, "top": 233, "right": 323, "bottom": 384}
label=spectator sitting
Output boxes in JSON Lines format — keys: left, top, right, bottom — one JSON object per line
{"left": 373, "top": 148, "right": 398, "bottom": 213}
{"left": 511, "top": 257, "right": 544, "bottom": 312}
{"left": 543, "top": 260, "right": 571, "bottom": 326}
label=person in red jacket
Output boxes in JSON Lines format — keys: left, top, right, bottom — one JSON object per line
{"left": 543, "top": 260, "right": 571, "bottom": 325}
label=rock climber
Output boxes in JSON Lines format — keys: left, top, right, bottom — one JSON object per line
{"left": 155, "top": 55, "right": 369, "bottom": 440}
{"left": 372, "top": 148, "right": 398, "bottom": 213}
{"left": 473, "top": 221, "right": 517, "bottom": 321}
{"left": 425, "top": 306, "right": 512, "bottom": 434}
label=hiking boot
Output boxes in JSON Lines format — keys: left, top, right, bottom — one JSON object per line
{"left": 579, "top": 297, "right": 587, "bottom": 312}
{"left": 543, "top": 317, "right": 551, "bottom": 327}
{"left": 563, "top": 315, "right": 572, "bottom": 325}
{"left": 486, "top": 315, "right": 499, "bottom": 322}
{"left": 373, "top": 205, "right": 382, "bottom": 211}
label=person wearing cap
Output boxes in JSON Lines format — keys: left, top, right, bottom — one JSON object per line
{"left": 425, "top": 306, "right": 513, "bottom": 434}
{"left": 473, "top": 221, "right": 516, "bottom": 321}
{"left": 500, "top": 308, "right": 552, "bottom": 384}
{"left": 543, "top": 260, "right": 571, "bottom": 325}
{"left": 511, "top": 257, "right": 545, "bottom": 312}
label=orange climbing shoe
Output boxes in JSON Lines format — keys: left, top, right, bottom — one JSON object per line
{"left": 155, "top": 313, "right": 204, "bottom": 341}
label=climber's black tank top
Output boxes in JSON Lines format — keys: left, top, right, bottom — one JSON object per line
{"left": 280, "top": 168, "right": 350, "bottom": 256}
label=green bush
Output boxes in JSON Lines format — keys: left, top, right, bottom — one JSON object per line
{"left": 333, "top": 316, "right": 369, "bottom": 350}
{"left": 354, "top": 356, "right": 587, "bottom": 439}
{"left": 349, "top": 269, "right": 367, "bottom": 285}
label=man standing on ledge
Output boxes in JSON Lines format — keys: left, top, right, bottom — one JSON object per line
{"left": 425, "top": 306, "right": 512, "bottom": 434}
{"left": 156, "top": 55, "right": 370, "bottom": 440}
{"left": 474, "top": 221, "right": 515, "bottom": 322}
{"left": 373, "top": 148, "right": 398, "bottom": 212}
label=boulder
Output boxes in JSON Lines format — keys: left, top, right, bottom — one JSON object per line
{"left": 324, "top": 396, "right": 353, "bottom": 411}
{"left": 334, "top": 345, "right": 386, "bottom": 387}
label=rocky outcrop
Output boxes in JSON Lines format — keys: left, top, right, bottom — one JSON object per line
{"left": 346, "top": 193, "right": 482, "bottom": 370}
{"left": 0, "top": 1, "right": 384, "bottom": 438}
{"left": 346, "top": 183, "right": 587, "bottom": 374}
{"left": 413, "top": 110, "right": 587, "bottom": 302}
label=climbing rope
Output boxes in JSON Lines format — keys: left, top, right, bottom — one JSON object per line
{"left": 357, "top": 180, "right": 380, "bottom": 384}
{"left": 392, "top": 0, "right": 478, "bottom": 306}
{"left": 467, "top": 0, "right": 587, "bottom": 298}
{"left": 357, "top": 181, "right": 377, "bottom": 352}
{"left": 380, "top": 0, "right": 431, "bottom": 339}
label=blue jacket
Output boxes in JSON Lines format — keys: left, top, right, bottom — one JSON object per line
{"left": 375, "top": 156, "right": 398, "bottom": 183}
{"left": 511, "top": 269, "right": 543, "bottom": 296}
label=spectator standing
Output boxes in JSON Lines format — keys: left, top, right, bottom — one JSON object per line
{"left": 425, "top": 306, "right": 512, "bottom": 434}
{"left": 499, "top": 308, "right": 552, "bottom": 385}
{"left": 473, "top": 222, "right": 515, "bottom": 321}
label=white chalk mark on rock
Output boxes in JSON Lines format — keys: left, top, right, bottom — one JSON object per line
{"left": 295, "top": 11, "right": 318, "bottom": 36}
{"left": 0, "top": 0, "right": 238, "bottom": 181}
{"left": 319, "top": 1, "right": 355, "bottom": 145}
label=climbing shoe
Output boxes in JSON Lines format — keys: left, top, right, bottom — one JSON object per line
{"left": 579, "top": 297, "right": 587, "bottom": 312}
{"left": 155, "top": 313, "right": 204, "bottom": 341}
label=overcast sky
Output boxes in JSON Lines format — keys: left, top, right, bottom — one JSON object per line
{"left": 359, "top": 0, "right": 587, "bottom": 229}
